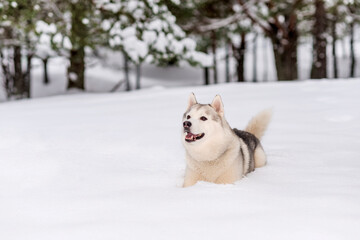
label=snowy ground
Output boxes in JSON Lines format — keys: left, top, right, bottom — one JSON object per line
{"left": 1, "top": 79, "right": 360, "bottom": 240}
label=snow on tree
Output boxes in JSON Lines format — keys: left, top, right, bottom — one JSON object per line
{"left": 96, "top": 0, "right": 212, "bottom": 68}
{"left": 36, "top": 0, "right": 211, "bottom": 91}
{"left": 236, "top": 0, "right": 310, "bottom": 81}
{"left": 34, "top": 20, "right": 58, "bottom": 84}
{"left": 36, "top": 0, "right": 105, "bottom": 90}
{"left": 0, "top": 0, "right": 41, "bottom": 98}
{"left": 162, "top": 0, "right": 239, "bottom": 84}
{"left": 325, "top": 0, "right": 360, "bottom": 78}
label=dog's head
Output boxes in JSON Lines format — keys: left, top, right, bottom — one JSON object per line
{"left": 181, "top": 93, "right": 227, "bottom": 148}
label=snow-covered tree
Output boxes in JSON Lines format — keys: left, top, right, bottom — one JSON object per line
{"left": 39, "top": 0, "right": 211, "bottom": 91}
{"left": 34, "top": 20, "right": 58, "bottom": 84}
{"left": 237, "top": 0, "right": 311, "bottom": 81}
{"left": 0, "top": 0, "right": 40, "bottom": 98}
{"left": 325, "top": 0, "right": 350, "bottom": 78}
{"left": 347, "top": 0, "right": 360, "bottom": 77}
{"left": 164, "top": 0, "right": 238, "bottom": 84}
{"left": 310, "top": 0, "right": 327, "bottom": 79}
{"left": 96, "top": 0, "right": 212, "bottom": 90}
{"left": 0, "top": 0, "right": 59, "bottom": 96}
{"left": 227, "top": 4, "right": 252, "bottom": 82}
{"left": 36, "top": 0, "right": 105, "bottom": 90}
{"left": 96, "top": 0, "right": 211, "bottom": 77}
{"left": 337, "top": 0, "right": 359, "bottom": 78}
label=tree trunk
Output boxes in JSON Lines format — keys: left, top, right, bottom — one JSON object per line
{"left": 253, "top": 33, "right": 258, "bottom": 82}
{"left": 0, "top": 49, "right": 12, "bottom": 99}
{"left": 25, "top": 19, "right": 32, "bottom": 98}
{"left": 271, "top": 31, "right": 298, "bottom": 81}
{"left": 331, "top": 15, "right": 338, "bottom": 79}
{"left": 13, "top": 45, "right": 23, "bottom": 96}
{"left": 211, "top": 31, "right": 218, "bottom": 84}
{"left": 67, "top": 1, "right": 88, "bottom": 90}
{"left": 43, "top": 58, "right": 50, "bottom": 84}
{"left": 225, "top": 41, "right": 230, "bottom": 83}
{"left": 25, "top": 53, "right": 32, "bottom": 98}
{"left": 204, "top": 67, "right": 210, "bottom": 85}
{"left": 350, "top": 21, "right": 355, "bottom": 78}
{"left": 263, "top": 37, "right": 269, "bottom": 81}
{"left": 135, "top": 64, "right": 141, "bottom": 90}
{"left": 123, "top": 53, "right": 131, "bottom": 91}
{"left": 232, "top": 32, "right": 246, "bottom": 82}
{"left": 311, "top": 0, "right": 327, "bottom": 79}
{"left": 67, "top": 48, "right": 85, "bottom": 89}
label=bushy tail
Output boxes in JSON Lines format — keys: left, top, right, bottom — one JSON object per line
{"left": 245, "top": 109, "right": 273, "bottom": 140}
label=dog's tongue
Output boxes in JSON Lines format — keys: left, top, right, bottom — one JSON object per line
{"left": 185, "top": 132, "right": 195, "bottom": 140}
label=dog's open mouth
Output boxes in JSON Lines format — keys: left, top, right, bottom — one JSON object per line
{"left": 185, "top": 132, "right": 205, "bottom": 142}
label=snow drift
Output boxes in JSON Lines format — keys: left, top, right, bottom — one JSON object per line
{"left": 0, "top": 79, "right": 360, "bottom": 240}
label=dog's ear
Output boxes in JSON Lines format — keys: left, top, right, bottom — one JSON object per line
{"left": 187, "top": 93, "right": 198, "bottom": 110}
{"left": 211, "top": 95, "right": 224, "bottom": 116}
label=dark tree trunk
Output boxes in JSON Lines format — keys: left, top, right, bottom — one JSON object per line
{"left": 311, "top": 0, "right": 328, "bottom": 79}
{"left": 1, "top": 25, "right": 32, "bottom": 99}
{"left": 331, "top": 15, "right": 338, "bottom": 79}
{"left": 225, "top": 41, "right": 230, "bottom": 83}
{"left": 13, "top": 45, "right": 23, "bottom": 95}
{"left": 24, "top": 19, "right": 32, "bottom": 98}
{"left": 67, "top": 1, "right": 88, "bottom": 90}
{"left": 204, "top": 67, "right": 210, "bottom": 85}
{"left": 238, "top": 0, "right": 300, "bottom": 81}
{"left": 253, "top": 33, "right": 258, "bottom": 82}
{"left": 350, "top": 22, "right": 355, "bottom": 78}
{"left": 67, "top": 48, "right": 85, "bottom": 89}
{"left": 271, "top": 31, "right": 298, "bottom": 81}
{"left": 123, "top": 53, "right": 131, "bottom": 91}
{"left": 135, "top": 64, "right": 141, "bottom": 90}
{"left": 43, "top": 58, "right": 50, "bottom": 84}
{"left": 211, "top": 31, "right": 218, "bottom": 84}
{"left": 2, "top": 45, "right": 32, "bottom": 98}
{"left": 0, "top": 49, "right": 12, "bottom": 99}
{"left": 232, "top": 32, "right": 246, "bottom": 82}
{"left": 263, "top": 37, "right": 269, "bottom": 81}
{"left": 25, "top": 53, "right": 32, "bottom": 98}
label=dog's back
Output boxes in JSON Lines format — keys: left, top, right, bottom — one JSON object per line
{"left": 233, "top": 128, "right": 259, "bottom": 173}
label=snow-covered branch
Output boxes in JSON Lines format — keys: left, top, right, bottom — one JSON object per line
{"left": 237, "top": 0, "right": 272, "bottom": 35}
{"left": 197, "top": 12, "right": 244, "bottom": 32}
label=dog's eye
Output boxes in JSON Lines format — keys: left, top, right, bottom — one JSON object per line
{"left": 187, "top": 115, "right": 191, "bottom": 119}
{"left": 200, "top": 116, "right": 207, "bottom": 121}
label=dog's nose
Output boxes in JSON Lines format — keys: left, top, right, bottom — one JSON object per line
{"left": 183, "top": 121, "right": 192, "bottom": 128}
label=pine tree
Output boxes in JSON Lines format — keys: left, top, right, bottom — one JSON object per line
{"left": 310, "top": 0, "right": 327, "bottom": 79}
{"left": 38, "top": 0, "right": 105, "bottom": 90}
{"left": 347, "top": 1, "right": 359, "bottom": 78}
{"left": 164, "top": 0, "right": 238, "bottom": 84}
{"left": 0, "top": 0, "right": 41, "bottom": 99}
{"left": 96, "top": 0, "right": 211, "bottom": 89}
{"left": 238, "top": 0, "right": 309, "bottom": 81}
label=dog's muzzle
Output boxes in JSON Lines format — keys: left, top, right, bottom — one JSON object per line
{"left": 184, "top": 131, "right": 205, "bottom": 142}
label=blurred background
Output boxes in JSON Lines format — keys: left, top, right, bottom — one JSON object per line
{"left": 0, "top": 0, "right": 359, "bottom": 101}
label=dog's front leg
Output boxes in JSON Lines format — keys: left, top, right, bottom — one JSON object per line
{"left": 183, "top": 167, "right": 202, "bottom": 187}
{"left": 215, "top": 165, "right": 241, "bottom": 184}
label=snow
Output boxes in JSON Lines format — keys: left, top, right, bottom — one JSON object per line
{"left": 1, "top": 79, "right": 360, "bottom": 240}
{"left": 96, "top": 0, "right": 211, "bottom": 66}
{"left": 10, "top": 1, "right": 17, "bottom": 8}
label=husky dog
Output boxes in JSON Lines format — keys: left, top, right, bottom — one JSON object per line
{"left": 182, "top": 93, "right": 272, "bottom": 187}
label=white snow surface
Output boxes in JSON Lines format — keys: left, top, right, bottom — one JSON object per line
{"left": 1, "top": 80, "right": 360, "bottom": 240}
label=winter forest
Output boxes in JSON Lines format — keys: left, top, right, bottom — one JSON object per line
{"left": 0, "top": 0, "right": 359, "bottom": 100}
{"left": 1, "top": 1, "right": 360, "bottom": 240}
